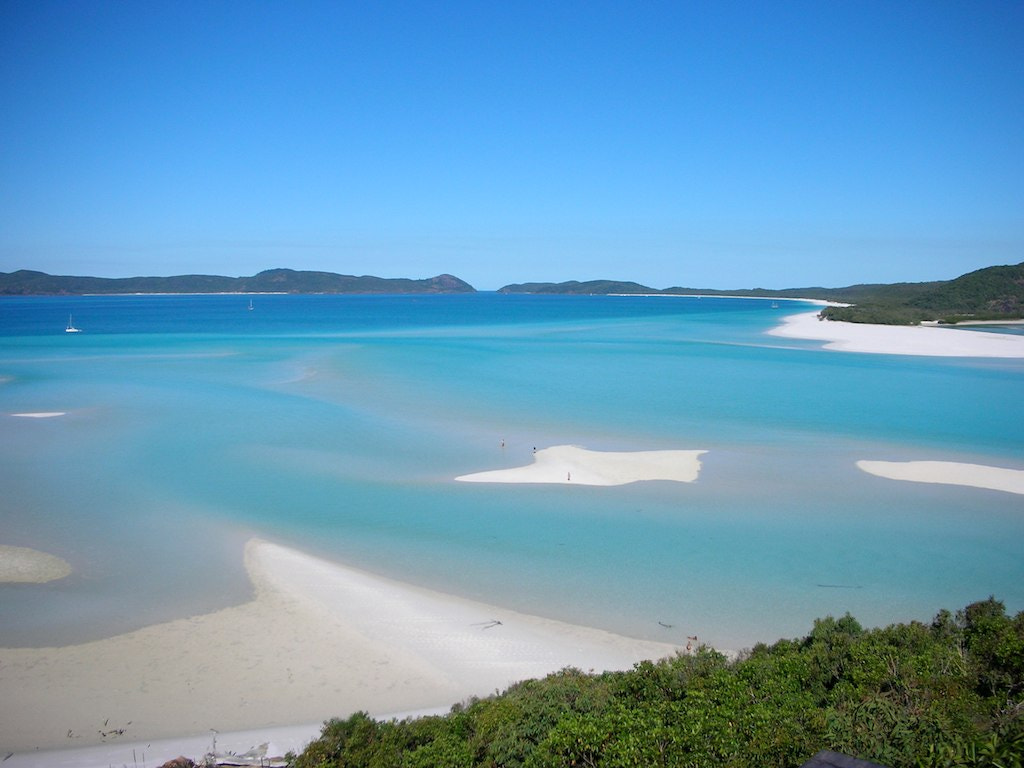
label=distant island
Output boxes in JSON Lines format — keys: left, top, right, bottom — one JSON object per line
{"left": 5, "top": 262, "right": 1023, "bottom": 325}
{"left": 499, "top": 261, "right": 1024, "bottom": 325}
{"left": 0, "top": 268, "right": 475, "bottom": 295}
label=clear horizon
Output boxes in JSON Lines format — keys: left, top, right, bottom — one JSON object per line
{"left": 2, "top": 1, "right": 1022, "bottom": 291}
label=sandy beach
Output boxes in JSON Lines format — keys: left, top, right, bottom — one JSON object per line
{"left": 857, "top": 460, "right": 1024, "bottom": 496}
{"left": 0, "top": 539, "right": 680, "bottom": 763}
{"left": 768, "top": 311, "right": 1024, "bottom": 357}
{"left": 456, "top": 445, "right": 706, "bottom": 485}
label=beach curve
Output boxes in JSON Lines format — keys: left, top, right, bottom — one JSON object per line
{"left": 0, "top": 538, "right": 680, "bottom": 758}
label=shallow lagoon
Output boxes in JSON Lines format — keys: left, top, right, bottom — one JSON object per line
{"left": 1, "top": 293, "right": 1022, "bottom": 648}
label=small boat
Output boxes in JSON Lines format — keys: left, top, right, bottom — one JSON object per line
{"left": 65, "top": 314, "right": 81, "bottom": 333}
{"left": 248, "top": 299, "right": 254, "bottom": 311}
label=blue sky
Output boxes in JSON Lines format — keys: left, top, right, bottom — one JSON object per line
{"left": 1, "top": 1, "right": 1021, "bottom": 290}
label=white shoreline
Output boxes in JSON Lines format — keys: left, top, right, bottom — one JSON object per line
{"left": 0, "top": 539, "right": 681, "bottom": 762}
{"left": 455, "top": 445, "right": 706, "bottom": 486}
{"left": 857, "top": 460, "right": 1024, "bottom": 496}
{"left": 608, "top": 293, "right": 839, "bottom": 305}
{"left": 768, "top": 311, "right": 1024, "bottom": 357}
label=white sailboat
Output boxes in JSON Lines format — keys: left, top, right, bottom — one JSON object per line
{"left": 65, "top": 314, "right": 81, "bottom": 333}
{"left": 248, "top": 298, "right": 254, "bottom": 311}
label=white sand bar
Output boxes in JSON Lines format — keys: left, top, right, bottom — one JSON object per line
{"left": 857, "top": 460, "right": 1024, "bottom": 496}
{"left": 0, "top": 539, "right": 679, "bottom": 756}
{"left": 10, "top": 411, "right": 66, "bottom": 418}
{"left": 456, "top": 445, "right": 707, "bottom": 486}
{"left": 768, "top": 311, "right": 1024, "bottom": 357}
{"left": 0, "top": 546, "right": 72, "bottom": 583}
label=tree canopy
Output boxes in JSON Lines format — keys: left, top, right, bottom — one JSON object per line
{"left": 289, "top": 598, "right": 1024, "bottom": 768}
{"left": 818, "top": 263, "right": 1024, "bottom": 325}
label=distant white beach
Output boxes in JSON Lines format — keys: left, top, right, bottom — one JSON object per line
{"left": 768, "top": 311, "right": 1024, "bottom": 357}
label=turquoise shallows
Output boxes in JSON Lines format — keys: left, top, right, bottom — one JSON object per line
{"left": 1, "top": 293, "right": 1022, "bottom": 648}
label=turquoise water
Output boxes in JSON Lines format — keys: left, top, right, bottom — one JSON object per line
{"left": 1, "top": 294, "right": 1022, "bottom": 649}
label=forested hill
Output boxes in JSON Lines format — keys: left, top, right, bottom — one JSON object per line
{"left": 495, "top": 278, "right": 930, "bottom": 299}
{"left": 496, "top": 277, "right": 947, "bottom": 302}
{"left": 500, "top": 262, "right": 1024, "bottom": 325}
{"left": 0, "top": 269, "right": 476, "bottom": 295}
{"left": 819, "top": 262, "right": 1024, "bottom": 324}
{"left": 498, "top": 279, "right": 656, "bottom": 295}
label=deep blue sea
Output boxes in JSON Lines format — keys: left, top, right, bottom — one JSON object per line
{"left": 1, "top": 293, "right": 1022, "bottom": 649}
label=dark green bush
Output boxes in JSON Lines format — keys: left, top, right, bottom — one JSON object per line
{"left": 292, "top": 599, "right": 1024, "bottom": 768}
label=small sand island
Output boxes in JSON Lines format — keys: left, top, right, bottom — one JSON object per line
{"left": 455, "top": 445, "right": 707, "bottom": 486}
{"left": 0, "top": 545, "right": 72, "bottom": 583}
{"left": 857, "top": 460, "right": 1024, "bottom": 496}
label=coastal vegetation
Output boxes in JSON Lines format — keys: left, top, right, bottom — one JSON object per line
{"left": 500, "top": 262, "right": 1024, "bottom": 326}
{"left": 290, "top": 598, "right": 1023, "bottom": 768}
{"left": 818, "top": 263, "right": 1024, "bottom": 325}
{"left": 0, "top": 268, "right": 475, "bottom": 295}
